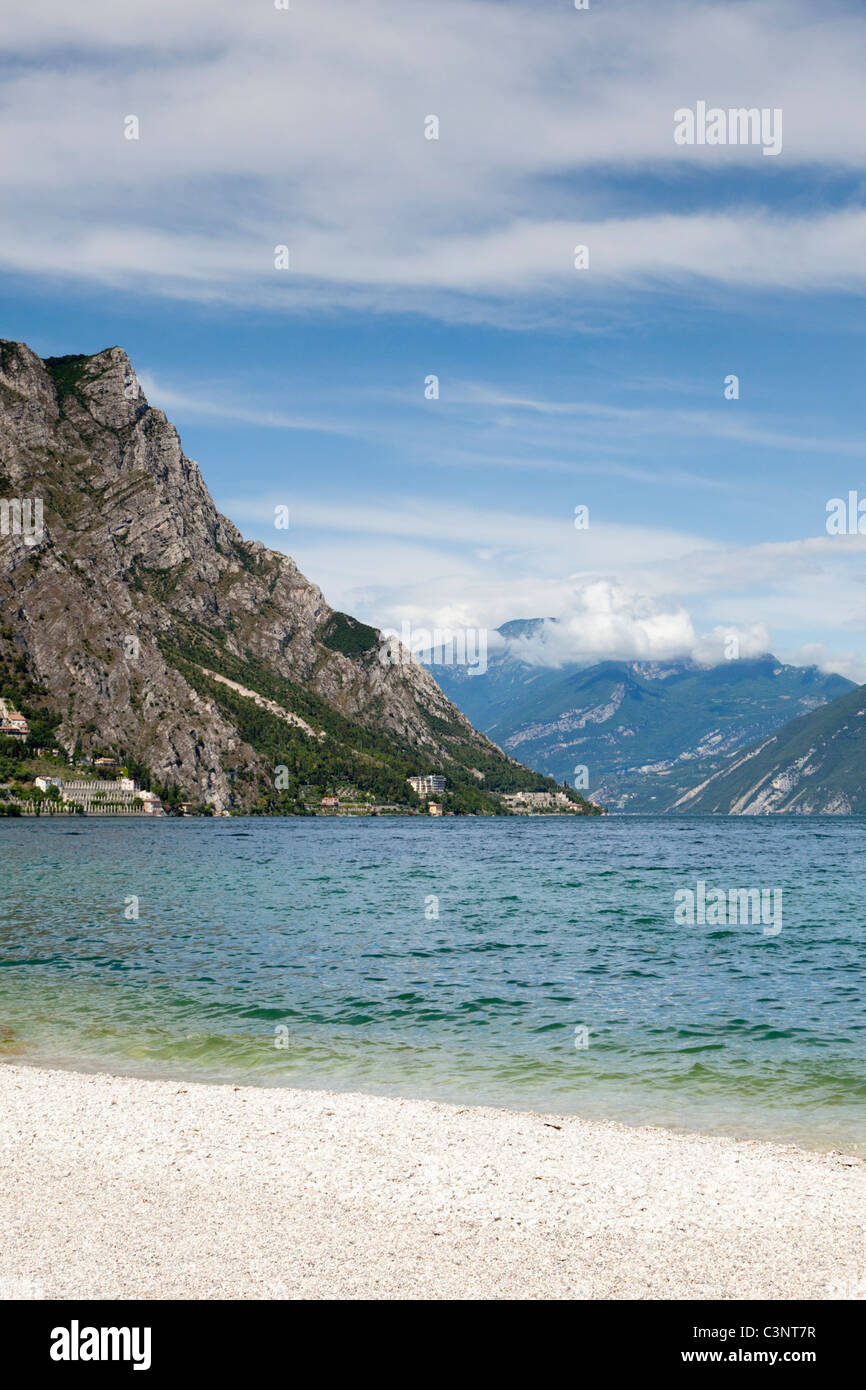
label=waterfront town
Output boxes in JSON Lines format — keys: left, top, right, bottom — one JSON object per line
{"left": 1, "top": 692, "right": 580, "bottom": 817}
{"left": 0, "top": 697, "right": 166, "bottom": 815}
{"left": 309, "top": 775, "right": 450, "bottom": 816}
{"left": 0, "top": 728, "right": 454, "bottom": 817}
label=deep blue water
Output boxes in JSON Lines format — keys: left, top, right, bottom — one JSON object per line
{"left": 0, "top": 816, "right": 864, "bottom": 1151}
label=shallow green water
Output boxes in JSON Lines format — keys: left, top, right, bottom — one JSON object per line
{"left": 1, "top": 816, "right": 864, "bottom": 1151}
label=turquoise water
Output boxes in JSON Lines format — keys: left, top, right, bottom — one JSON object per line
{"left": 1, "top": 816, "right": 864, "bottom": 1152}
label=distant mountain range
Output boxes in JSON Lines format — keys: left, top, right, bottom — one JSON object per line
{"left": 433, "top": 619, "right": 855, "bottom": 812}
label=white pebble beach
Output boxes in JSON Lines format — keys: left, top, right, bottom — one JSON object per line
{"left": 1, "top": 1063, "right": 863, "bottom": 1300}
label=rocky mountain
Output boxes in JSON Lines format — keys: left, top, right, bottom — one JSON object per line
{"left": 433, "top": 622, "right": 853, "bottom": 811}
{"left": 0, "top": 342, "right": 597, "bottom": 815}
{"left": 670, "top": 681, "right": 866, "bottom": 814}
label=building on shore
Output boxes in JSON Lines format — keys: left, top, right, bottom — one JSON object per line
{"left": 501, "top": 790, "right": 576, "bottom": 813}
{"left": 0, "top": 698, "right": 28, "bottom": 739}
{"left": 32, "top": 775, "right": 165, "bottom": 815}
{"left": 407, "top": 774, "right": 446, "bottom": 797}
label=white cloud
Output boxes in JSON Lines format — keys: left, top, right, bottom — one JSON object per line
{"left": 222, "top": 491, "right": 714, "bottom": 572}
{"left": 499, "top": 585, "right": 699, "bottom": 666}
{"left": 489, "top": 599, "right": 772, "bottom": 670}
{"left": 135, "top": 373, "right": 360, "bottom": 438}
{"left": 3, "top": 0, "right": 866, "bottom": 314}
{"left": 220, "top": 487, "right": 866, "bottom": 675}
{"left": 456, "top": 384, "right": 866, "bottom": 460}
{"left": 794, "top": 644, "right": 866, "bottom": 686}
{"left": 690, "top": 624, "right": 773, "bottom": 666}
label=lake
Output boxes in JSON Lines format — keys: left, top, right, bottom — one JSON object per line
{"left": 1, "top": 815, "right": 864, "bottom": 1152}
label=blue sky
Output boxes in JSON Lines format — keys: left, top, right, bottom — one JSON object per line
{"left": 4, "top": 0, "right": 866, "bottom": 676}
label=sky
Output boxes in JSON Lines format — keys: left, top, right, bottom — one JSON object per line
{"left": 3, "top": 0, "right": 866, "bottom": 677}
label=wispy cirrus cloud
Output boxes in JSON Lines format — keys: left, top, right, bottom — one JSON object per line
{"left": 134, "top": 373, "right": 362, "bottom": 438}
{"left": 3, "top": 0, "right": 866, "bottom": 316}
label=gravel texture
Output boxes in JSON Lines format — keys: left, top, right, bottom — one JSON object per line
{"left": 1, "top": 1064, "right": 864, "bottom": 1300}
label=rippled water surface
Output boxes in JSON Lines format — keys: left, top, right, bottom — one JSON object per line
{"left": 1, "top": 816, "right": 864, "bottom": 1151}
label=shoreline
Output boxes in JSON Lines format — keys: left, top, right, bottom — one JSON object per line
{"left": 0, "top": 809, "right": 600, "bottom": 819}
{"left": 5, "top": 1050, "right": 861, "bottom": 1160}
{"left": 2, "top": 1062, "right": 864, "bottom": 1300}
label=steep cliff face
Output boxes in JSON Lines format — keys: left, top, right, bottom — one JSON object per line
{"left": 0, "top": 340, "right": 596, "bottom": 814}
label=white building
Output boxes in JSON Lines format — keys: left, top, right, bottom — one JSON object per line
{"left": 33, "top": 775, "right": 165, "bottom": 815}
{"left": 501, "top": 790, "right": 575, "bottom": 812}
{"left": 407, "top": 774, "right": 446, "bottom": 797}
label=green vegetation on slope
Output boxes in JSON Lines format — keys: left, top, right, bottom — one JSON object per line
{"left": 158, "top": 619, "right": 598, "bottom": 814}
{"left": 317, "top": 611, "right": 379, "bottom": 658}
{"left": 43, "top": 354, "right": 93, "bottom": 401}
{"left": 674, "top": 682, "right": 866, "bottom": 813}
